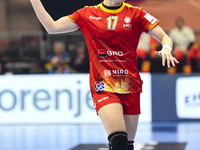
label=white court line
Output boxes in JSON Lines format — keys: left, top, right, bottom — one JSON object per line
{"left": 98, "top": 148, "right": 108, "bottom": 150}
{"left": 135, "top": 142, "right": 158, "bottom": 150}
{"left": 144, "top": 146, "right": 155, "bottom": 150}
{"left": 135, "top": 143, "right": 146, "bottom": 150}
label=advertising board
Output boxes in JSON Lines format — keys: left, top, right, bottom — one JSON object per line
{"left": 176, "top": 76, "right": 200, "bottom": 119}
{"left": 0, "top": 73, "right": 151, "bottom": 124}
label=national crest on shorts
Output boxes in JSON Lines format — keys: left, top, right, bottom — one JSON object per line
{"left": 124, "top": 16, "right": 131, "bottom": 23}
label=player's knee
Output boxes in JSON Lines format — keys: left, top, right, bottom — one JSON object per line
{"left": 108, "top": 131, "right": 128, "bottom": 150}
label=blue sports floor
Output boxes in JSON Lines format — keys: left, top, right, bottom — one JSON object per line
{"left": 0, "top": 122, "right": 200, "bottom": 150}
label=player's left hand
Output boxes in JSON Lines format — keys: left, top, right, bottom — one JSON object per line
{"left": 155, "top": 48, "right": 179, "bottom": 68}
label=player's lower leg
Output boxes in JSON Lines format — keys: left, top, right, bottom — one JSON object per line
{"left": 127, "top": 141, "right": 134, "bottom": 150}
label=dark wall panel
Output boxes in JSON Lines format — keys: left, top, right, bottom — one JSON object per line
{"left": 41, "top": 0, "right": 102, "bottom": 20}
{"left": 152, "top": 73, "right": 200, "bottom": 122}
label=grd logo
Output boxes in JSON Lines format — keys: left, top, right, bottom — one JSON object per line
{"left": 98, "top": 49, "right": 123, "bottom": 57}
{"left": 107, "top": 51, "right": 123, "bottom": 56}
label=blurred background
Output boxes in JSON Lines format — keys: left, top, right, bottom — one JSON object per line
{"left": 0, "top": 0, "right": 200, "bottom": 150}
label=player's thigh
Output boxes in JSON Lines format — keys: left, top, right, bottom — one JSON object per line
{"left": 98, "top": 103, "right": 126, "bottom": 135}
{"left": 121, "top": 93, "right": 140, "bottom": 140}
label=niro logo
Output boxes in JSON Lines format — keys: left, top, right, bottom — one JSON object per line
{"left": 104, "top": 70, "right": 129, "bottom": 77}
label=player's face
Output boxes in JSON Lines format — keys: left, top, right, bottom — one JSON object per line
{"left": 114, "top": 0, "right": 125, "bottom": 3}
{"left": 104, "top": 0, "right": 125, "bottom": 4}
{"left": 103, "top": 0, "right": 125, "bottom": 6}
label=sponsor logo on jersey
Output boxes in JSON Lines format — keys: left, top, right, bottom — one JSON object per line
{"left": 123, "top": 24, "right": 132, "bottom": 30}
{"left": 124, "top": 16, "right": 131, "bottom": 23}
{"left": 144, "top": 13, "right": 157, "bottom": 24}
{"left": 98, "top": 49, "right": 107, "bottom": 57}
{"left": 98, "top": 49, "right": 123, "bottom": 57}
{"left": 104, "top": 70, "right": 129, "bottom": 77}
{"left": 98, "top": 96, "right": 109, "bottom": 103}
{"left": 104, "top": 70, "right": 112, "bottom": 77}
{"left": 107, "top": 51, "right": 123, "bottom": 56}
{"left": 89, "top": 16, "right": 102, "bottom": 20}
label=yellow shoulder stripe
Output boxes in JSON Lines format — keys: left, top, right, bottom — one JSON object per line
{"left": 85, "top": 2, "right": 141, "bottom": 12}
{"left": 85, "top": 3, "right": 101, "bottom": 9}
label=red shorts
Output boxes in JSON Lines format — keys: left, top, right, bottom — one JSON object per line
{"left": 92, "top": 91, "right": 140, "bottom": 115}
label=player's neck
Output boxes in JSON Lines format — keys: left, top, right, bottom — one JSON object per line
{"left": 103, "top": 0, "right": 122, "bottom": 7}
{"left": 102, "top": 2, "right": 122, "bottom": 10}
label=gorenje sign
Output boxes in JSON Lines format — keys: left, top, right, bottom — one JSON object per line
{"left": 0, "top": 74, "right": 151, "bottom": 124}
{"left": 0, "top": 74, "right": 99, "bottom": 124}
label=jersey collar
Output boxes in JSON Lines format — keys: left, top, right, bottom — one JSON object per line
{"left": 100, "top": 2, "right": 125, "bottom": 13}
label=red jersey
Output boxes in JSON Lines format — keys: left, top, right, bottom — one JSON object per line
{"left": 69, "top": 2, "right": 159, "bottom": 95}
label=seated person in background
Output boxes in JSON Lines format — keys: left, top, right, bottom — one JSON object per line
{"left": 69, "top": 42, "right": 89, "bottom": 73}
{"left": 46, "top": 41, "right": 71, "bottom": 74}
{"left": 169, "top": 16, "right": 196, "bottom": 73}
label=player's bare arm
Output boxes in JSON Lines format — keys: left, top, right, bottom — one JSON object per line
{"left": 148, "top": 25, "right": 179, "bottom": 68}
{"left": 30, "top": 0, "right": 79, "bottom": 34}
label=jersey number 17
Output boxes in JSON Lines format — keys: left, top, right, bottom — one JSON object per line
{"left": 106, "top": 16, "right": 118, "bottom": 30}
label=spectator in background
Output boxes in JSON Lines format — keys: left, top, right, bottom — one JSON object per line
{"left": 45, "top": 41, "right": 71, "bottom": 74}
{"left": 169, "top": 17, "right": 195, "bottom": 52}
{"left": 69, "top": 42, "right": 89, "bottom": 73}
{"left": 169, "top": 16, "right": 196, "bottom": 73}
